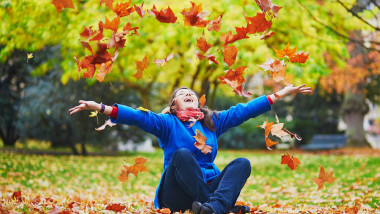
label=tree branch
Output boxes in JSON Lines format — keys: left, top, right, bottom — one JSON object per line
{"left": 370, "top": 0, "right": 380, "bottom": 9}
{"left": 296, "top": 0, "right": 380, "bottom": 52}
{"left": 337, "top": 0, "right": 380, "bottom": 31}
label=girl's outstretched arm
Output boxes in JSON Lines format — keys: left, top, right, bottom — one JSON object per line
{"left": 268, "top": 84, "right": 313, "bottom": 104}
{"left": 69, "top": 100, "right": 112, "bottom": 115}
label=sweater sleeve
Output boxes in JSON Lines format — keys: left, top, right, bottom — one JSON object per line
{"left": 214, "top": 95, "right": 272, "bottom": 138}
{"left": 109, "top": 104, "right": 171, "bottom": 140}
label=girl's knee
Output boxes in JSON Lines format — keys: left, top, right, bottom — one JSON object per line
{"left": 235, "top": 157, "right": 251, "bottom": 173}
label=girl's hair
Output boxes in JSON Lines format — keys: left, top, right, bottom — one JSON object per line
{"left": 166, "top": 87, "right": 217, "bottom": 132}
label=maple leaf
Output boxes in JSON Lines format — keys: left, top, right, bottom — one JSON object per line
{"left": 181, "top": 2, "right": 210, "bottom": 27}
{"left": 95, "top": 61, "right": 113, "bottom": 82}
{"left": 96, "top": 119, "right": 116, "bottom": 131}
{"left": 137, "top": 106, "right": 149, "bottom": 112}
{"left": 134, "top": 2, "right": 145, "bottom": 18}
{"left": 197, "top": 37, "right": 212, "bottom": 53}
{"left": 223, "top": 45, "right": 238, "bottom": 66}
{"left": 193, "top": 129, "right": 212, "bottom": 155}
{"left": 158, "top": 208, "right": 171, "bottom": 214}
{"left": 133, "top": 54, "right": 149, "bottom": 80}
{"left": 195, "top": 51, "right": 219, "bottom": 65}
{"left": 312, "top": 165, "right": 336, "bottom": 190}
{"left": 51, "top": 0, "right": 74, "bottom": 14}
{"left": 199, "top": 94, "right": 206, "bottom": 107}
{"left": 208, "top": 14, "right": 223, "bottom": 32}
{"left": 123, "top": 22, "right": 139, "bottom": 35}
{"left": 80, "top": 41, "right": 93, "bottom": 54}
{"left": 265, "top": 137, "right": 278, "bottom": 150}
{"left": 275, "top": 43, "right": 297, "bottom": 59}
{"left": 113, "top": 0, "right": 135, "bottom": 17}
{"left": 219, "top": 66, "right": 247, "bottom": 86}
{"left": 245, "top": 12, "right": 272, "bottom": 34}
{"left": 89, "top": 21, "right": 104, "bottom": 41}
{"left": 254, "top": 0, "right": 282, "bottom": 18}
{"left": 106, "top": 203, "right": 126, "bottom": 212}
{"left": 224, "top": 79, "right": 252, "bottom": 97}
{"left": 118, "top": 157, "right": 149, "bottom": 182}
{"left": 260, "top": 30, "right": 275, "bottom": 40}
{"left": 93, "top": 43, "right": 112, "bottom": 64}
{"left": 11, "top": 191, "right": 22, "bottom": 202}
{"left": 104, "top": 16, "right": 120, "bottom": 33}
{"left": 281, "top": 154, "right": 301, "bottom": 170}
{"left": 154, "top": 53, "right": 174, "bottom": 66}
{"left": 289, "top": 51, "right": 310, "bottom": 63}
{"left": 108, "top": 32, "right": 126, "bottom": 50}
{"left": 148, "top": 5, "right": 177, "bottom": 23}
{"left": 258, "top": 58, "right": 287, "bottom": 82}
{"left": 100, "top": 0, "right": 113, "bottom": 10}
{"left": 80, "top": 26, "right": 97, "bottom": 39}
{"left": 271, "top": 114, "right": 288, "bottom": 139}
{"left": 221, "top": 27, "right": 249, "bottom": 46}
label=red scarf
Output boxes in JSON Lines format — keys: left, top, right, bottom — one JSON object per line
{"left": 176, "top": 108, "right": 204, "bottom": 122}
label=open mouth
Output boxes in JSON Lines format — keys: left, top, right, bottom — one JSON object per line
{"left": 184, "top": 98, "right": 193, "bottom": 103}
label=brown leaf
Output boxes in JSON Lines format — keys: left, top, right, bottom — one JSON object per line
{"left": 80, "top": 41, "right": 93, "bottom": 54}
{"left": 51, "top": 0, "right": 74, "bottom": 14}
{"left": 208, "top": 14, "right": 223, "bottom": 32}
{"left": 312, "top": 165, "right": 336, "bottom": 190}
{"left": 199, "top": 94, "right": 206, "bottom": 107}
{"left": 254, "top": 0, "right": 282, "bottom": 18}
{"left": 106, "top": 203, "right": 126, "bottom": 212}
{"left": 281, "top": 154, "right": 301, "bottom": 170}
{"left": 148, "top": 5, "right": 177, "bottom": 23}
{"left": 134, "top": 54, "right": 149, "bottom": 80}
{"left": 181, "top": 2, "right": 210, "bottom": 27}
{"left": 113, "top": 0, "right": 135, "bottom": 17}
{"left": 195, "top": 51, "right": 219, "bottom": 65}
{"left": 197, "top": 37, "right": 212, "bottom": 53}
{"left": 11, "top": 191, "right": 22, "bottom": 202}
{"left": 223, "top": 45, "right": 238, "bottom": 66}
{"left": 134, "top": 2, "right": 145, "bottom": 18}
{"left": 245, "top": 12, "right": 272, "bottom": 34}
{"left": 194, "top": 129, "right": 212, "bottom": 154}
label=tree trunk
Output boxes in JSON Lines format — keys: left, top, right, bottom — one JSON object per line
{"left": 0, "top": 123, "right": 19, "bottom": 147}
{"left": 342, "top": 91, "right": 370, "bottom": 147}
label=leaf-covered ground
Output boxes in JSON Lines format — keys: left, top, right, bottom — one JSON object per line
{"left": 1, "top": 148, "right": 379, "bottom": 213}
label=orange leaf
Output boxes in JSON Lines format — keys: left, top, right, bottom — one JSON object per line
{"left": 221, "top": 27, "right": 249, "bottom": 46}
{"left": 197, "top": 37, "right": 212, "bottom": 53}
{"left": 199, "top": 94, "right": 206, "bottom": 107}
{"left": 104, "top": 16, "right": 120, "bottom": 33}
{"left": 106, "top": 203, "right": 126, "bottom": 212}
{"left": 289, "top": 51, "right": 309, "bottom": 63}
{"left": 181, "top": 2, "right": 210, "bottom": 27}
{"left": 245, "top": 12, "right": 272, "bottom": 34}
{"left": 312, "top": 165, "right": 336, "bottom": 190}
{"left": 51, "top": 0, "right": 74, "bottom": 14}
{"left": 80, "top": 26, "right": 97, "bottom": 39}
{"left": 113, "top": 0, "right": 135, "bottom": 17}
{"left": 194, "top": 129, "right": 212, "bottom": 154}
{"left": 208, "top": 14, "right": 223, "bottom": 32}
{"left": 134, "top": 55, "right": 149, "bottom": 80}
{"left": 89, "top": 21, "right": 104, "bottom": 41}
{"left": 100, "top": 0, "right": 113, "bottom": 10}
{"left": 154, "top": 53, "right": 174, "bottom": 66}
{"left": 158, "top": 208, "right": 171, "bottom": 214}
{"left": 223, "top": 45, "right": 238, "bottom": 66}
{"left": 265, "top": 137, "right": 278, "bottom": 150}
{"left": 118, "top": 157, "right": 149, "bottom": 182}
{"left": 281, "top": 154, "right": 301, "bottom": 170}
{"left": 134, "top": 2, "right": 145, "bottom": 18}
{"left": 148, "top": 5, "right": 177, "bottom": 23}
{"left": 254, "top": 0, "right": 282, "bottom": 18}
{"left": 275, "top": 43, "right": 297, "bottom": 59}
{"left": 195, "top": 51, "right": 219, "bottom": 65}
{"left": 80, "top": 41, "right": 93, "bottom": 54}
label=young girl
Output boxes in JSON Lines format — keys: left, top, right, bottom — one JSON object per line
{"left": 69, "top": 84, "right": 312, "bottom": 214}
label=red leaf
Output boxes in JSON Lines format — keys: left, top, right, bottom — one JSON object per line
{"left": 80, "top": 26, "right": 97, "bottom": 39}
{"left": 104, "top": 16, "right": 120, "bottom": 33}
{"left": 148, "top": 5, "right": 177, "bottom": 23}
{"left": 100, "top": 0, "right": 113, "bottom": 10}
{"left": 281, "top": 154, "right": 301, "bottom": 170}
{"left": 289, "top": 51, "right": 309, "bottom": 63}
{"left": 181, "top": 2, "right": 210, "bottom": 28}
{"left": 195, "top": 51, "right": 219, "bottom": 65}
{"left": 220, "top": 27, "right": 249, "bottom": 46}
{"left": 134, "top": 54, "right": 149, "bottom": 80}
{"left": 197, "top": 37, "right": 212, "bottom": 53}
{"left": 51, "top": 0, "right": 74, "bottom": 14}
{"left": 245, "top": 12, "right": 272, "bottom": 34}
{"left": 106, "top": 203, "right": 126, "bottom": 212}
{"left": 219, "top": 66, "right": 251, "bottom": 97}
{"left": 223, "top": 45, "right": 238, "bottom": 66}
{"left": 89, "top": 21, "right": 104, "bottom": 41}
{"left": 11, "top": 190, "right": 22, "bottom": 202}
{"left": 113, "top": 0, "right": 135, "bottom": 17}
{"left": 80, "top": 41, "right": 93, "bottom": 54}
{"left": 254, "top": 0, "right": 282, "bottom": 18}
{"left": 134, "top": 2, "right": 145, "bottom": 18}
{"left": 208, "top": 14, "right": 223, "bottom": 32}
{"left": 154, "top": 53, "right": 174, "bottom": 66}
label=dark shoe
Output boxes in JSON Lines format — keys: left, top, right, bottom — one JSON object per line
{"left": 227, "top": 205, "right": 250, "bottom": 214}
{"left": 192, "top": 201, "right": 213, "bottom": 214}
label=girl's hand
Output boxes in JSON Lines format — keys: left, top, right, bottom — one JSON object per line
{"left": 69, "top": 100, "right": 101, "bottom": 115}
{"left": 280, "top": 84, "right": 313, "bottom": 97}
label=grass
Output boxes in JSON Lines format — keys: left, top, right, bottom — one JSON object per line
{"left": 1, "top": 148, "right": 379, "bottom": 213}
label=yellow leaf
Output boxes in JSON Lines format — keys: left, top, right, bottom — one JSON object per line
{"left": 89, "top": 111, "right": 98, "bottom": 117}
{"left": 27, "top": 53, "right": 33, "bottom": 59}
{"left": 137, "top": 106, "right": 149, "bottom": 112}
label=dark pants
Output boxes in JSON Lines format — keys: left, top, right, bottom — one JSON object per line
{"left": 158, "top": 148, "right": 251, "bottom": 214}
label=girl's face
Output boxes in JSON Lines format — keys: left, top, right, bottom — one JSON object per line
{"left": 172, "top": 89, "right": 199, "bottom": 110}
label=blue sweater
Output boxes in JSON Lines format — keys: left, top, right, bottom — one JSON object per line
{"left": 110, "top": 95, "right": 272, "bottom": 208}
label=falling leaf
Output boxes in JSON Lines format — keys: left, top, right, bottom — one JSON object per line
{"left": 208, "top": 14, "right": 223, "bottom": 32}
{"left": 113, "top": 0, "right": 135, "bottom": 17}
{"left": 181, "top": 2, "right": 210, "bottom": 27}
{"left": 199, "top": 94, "right": 206, "bottom": 107}
{"left": 104, "top": 16, "right": 120, "bottom": 33}
{"left": 223, "top": 45, "right": 238, "bottom": 66}
{"left": 245, "top": 12, "right": 272, "bottom": 34}
{"left": 271, "top": 115, "right": 288, "bottom": 139}
{"left": 95, "top": 119, "right": 116, "bottom": 131}
{"left": 89, "top": 110, "right": 99, "bottom": 124}
{"left": 80, "top": 41, "right": 93, "bottom": 54}
{"left": 219, "top": 66, "right": 252, "bottom": 97}
{"left": 220, "top": 27, "right": 249, "bottom": 46}
{"left": 195, "top": 51, "right": 219, "bottom": 65}
{"left": 275, "top": 43, "right": 297, "bottom": 59}
{"left": 89, "top": 21, "right": 104, "bottom": 41}
{"left": 118, "top": 157, "right": 149, "bottom": 182}
{"left": 197, "top": 37, "right": 212, "bottom": 53}
{"left": 27, "top": 53, "right": 33, "bottom": 62}
{"left": 95, "top": 61, "right": 113, "bottom": 82}
{"left": 312, "top": 165, "right": 336, "bottom": 190}
{"left": 289, "top": 51, "right": 309, "bottom": 63}
{"left": 284, "top": 128, "right": 302, "bottom": 141}
{"left": 154, "top": 53, "right": 174, "bottom": 66}
{"left": 137, "top": 106, "right": 149, "bottom": 112}
{"left": 100, "top": 0, "right": 113, "bottom": 10}
{"left": 51, "top": 0, "right": 74, "bottom": 14}
{"left": 265, "top": 137, "right": 278, "bottom": 150}
{"left": 193, "top": 129, "right": 212, "bottom": 154}
{"left": 134, "top": 2, "right": 145, "bottom": 18}
{"left": 80, "top": 26, "right": 97, "bottom": 39}
{"left": 148, "top": 5, "right": 177, "bottom": 23}
{"left": 106, "top": 203, "right": 126, "bottom": 212}
{"left": 254, "top": 0, "right": 282, "bottom": 18}
{"left": 260, "top": 30, "right": 275, "bottom": 40}
{"left": 281, "top": 154, "right": 301, "bottom": 170}
{"left": 133, "top": 54, "right": 149, "bottom": 80}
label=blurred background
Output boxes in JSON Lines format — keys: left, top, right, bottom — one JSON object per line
{"left": 1, "top": 0, "right": 379, "bottom": 155}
